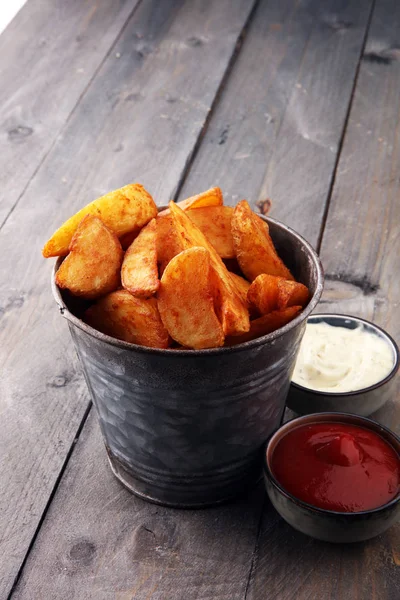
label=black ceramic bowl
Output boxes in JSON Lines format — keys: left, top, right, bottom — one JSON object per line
{"left": 264, "top": 412, "right": 400, "bottom": 543}
{"left": 286, "top": 314, "right": 399, "bottom": 417}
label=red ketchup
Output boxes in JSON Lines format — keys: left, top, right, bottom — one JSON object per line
{"left": 270, "top": 423, "right": 400, "bottom": 512}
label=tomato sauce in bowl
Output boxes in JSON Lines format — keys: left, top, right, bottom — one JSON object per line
{"left": 270, "top": 422, "right": 400, "bottom": 512}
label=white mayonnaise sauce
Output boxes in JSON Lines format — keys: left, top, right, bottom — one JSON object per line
{"left": 292, "top": 322, "right": 394, "bottom": 393}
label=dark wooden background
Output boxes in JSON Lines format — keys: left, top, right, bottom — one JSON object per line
{"left": 0, "top": 0, "right": 399, "bottom": 598}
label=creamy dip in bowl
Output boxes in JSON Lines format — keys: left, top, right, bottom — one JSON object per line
{"left": 287, "top": 314, "right": 399, "bottom": 417}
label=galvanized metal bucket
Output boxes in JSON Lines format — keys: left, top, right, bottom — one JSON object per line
{"left": 52, "top": 215, "right": 323, "bottom": 508}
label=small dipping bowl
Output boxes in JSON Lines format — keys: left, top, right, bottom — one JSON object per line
{"left": 287, "top": 314, "right": 399, "bottom": 417}
{"left": 263, "top": 412, "right": 400, "bottom": 543}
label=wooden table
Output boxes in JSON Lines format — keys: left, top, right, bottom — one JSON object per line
{"left": 1, "top": 0, "right": 399, "bottom": 598}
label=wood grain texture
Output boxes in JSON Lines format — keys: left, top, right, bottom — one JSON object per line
{"left": 0, "top": 0, "right": 139, "bottom": 229}
{"left": 0, "top": 0, "right": 258, "bottom": 596}
{"left": 12, "top": 412, "right": 266, "bottom": 600}
{"left": 178, "top": 0, "right": 373, "bottom": 247}
{"left": 247, "top": 1, "right": 400, "bottom": 599}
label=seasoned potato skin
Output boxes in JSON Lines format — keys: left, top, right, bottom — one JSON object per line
{"left": 156, "top": 214, "right": 185, "bottom": 275}
{"left": 85, "top": 290, "right": 170, "bottom": 348}
{"left": 168, "top": 202, "right": 250, "bottom": 336}
{"left": 55, "top": 215, "right": 123, "bottom": 300}
{"left": 247, "top": 274, "right": 282, "bottom": 315}
{"left": 229, "top": 272, "right": 250, "bottom": 307}
{"left": 186, "top": 206, "right": 234, "bottom": 258}
{"left": 158, "top": 247, "right": 224, "bottom": 349}
{"left": 121, "top": 218, "right": 159, "bottom": 298}
{"left": 158, "top": 187, "right": 223, "bottom": 216}
{"left": 277, "top": 279, "right": 309, "bottom": 309}
{"left": 248, "top": 274, "right": 309, "bottom": 315}
{"left": 231, "top": 200, "right": 293, "bottom": 281}
{"left": 43, "top": 183, "right": 157, "bottom": 257}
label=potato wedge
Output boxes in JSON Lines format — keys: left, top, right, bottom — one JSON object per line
{"left": 121, "top": 218, "right": 159, "bottom": 298}
{"left": 277, "top": 279, "right": 309, "bottom": 309}
{"left": 158, "top": 187, "right": 223, "bottom": 216}
{"left": 229, "top": 272, "right": 250, "bottom": 307}
{"left": 186, "top": 206, "right": 234, "bottom": 258}
{"left": 168, "top": 202, "right": 250, "bottom": 336}
{"left": 247, "top": 274, "right": 283, "bottom": 315}
{"left": 85, "top": 291, "right": 170, "bottom": 348}
{"left": 226, "top": 306, "right": 302, "bottom": 345}
{"left": 231, "top": 200, "right": 293, "bottom": 281}
{"left": 43, "top": 183, "right": 157, "bottom": 257}
{"left": 158, "top": 247, "right": 224, "bottom": 349}
{"left": 55, "top": 215, "right": 123, "bottom": 299}
{"left": 156, "top": 214, "right": 184, "bottom": 275}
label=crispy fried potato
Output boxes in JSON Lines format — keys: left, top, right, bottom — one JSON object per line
{"left": 226, "top": 306, "right": 302, "bottom": 345}
{"left": 43, "top": 184, "right": 157, "bottom": 257}
{"left": 121, "top": 218, "right": 159, "bottom": 298}
{"left": 156, "top": 214, "right": 184, "bottom": 275}
{"left": 158, "top": 247, "right": 224, "bottom": 349}
{"left": 55, "top": 215, "right": 123, "bottom": 299}
{"left": 186, "top": 206, "right": 234, "bottom": 258}
{"left": 158, "top": 187, "right": 223, "bottom": 216}
{"left": 247, "top": 274, "right": 283, "bottom": 316}
{"left": 229, "top": 272, "right": 250, "bottom": 306}
{"left": 85, "top": 290, "right": 170, "bottom": 348}
{"left": 168, "top": 202, "right": 250, "bottom": 336}
{"left": 231, "top": 200, "right": 293, "bottom": 281}
{"left": 277, "top": 279, "right": 309, "bottom": 309}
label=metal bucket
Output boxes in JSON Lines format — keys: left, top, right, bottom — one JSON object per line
{"left": 52, "top": 215, "right": 323, "bottom": 507}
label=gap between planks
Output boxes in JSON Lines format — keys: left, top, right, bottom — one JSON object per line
{"left": 316, "top": 0, "right": 377, "bottom": 253}
{"left": 6, "top": 403, "right": 93, "bottom": 600}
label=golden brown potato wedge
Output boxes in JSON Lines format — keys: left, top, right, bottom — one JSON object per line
{"left": 229, "top": 272, "right": 251, "bottom": 307}
{"left": 158, "top": 247, "right": 224, "bottom": 349}
{"left": 186, "top": 206, "right": 234, "bottom": 258}
{"left": 121, "top": 218, "right": 159, "bottom": 298}
{"left": 277, "top": 279, "right": 309, "bottom": 309}
{"left": 43, "top": 184, "right": 157, "bottom": 257}
{"left": 158, "top": 187, "right": 223, "bottom": 216}
{"left": 226, "top": 306, "right": 302, "bottom": 345}
{"left": 247, "top": 274, "right": 283, "bottom": 315}
{"left": 85, "top": 291, "right": 170, "bottom": 348}
{"left": 156, "top": 214, "right": 184, "bottom": 275}
{"left": 55, "top": 215, "right": 123, "bottom": 299}
{"left": 231, "top": 200, "right": 293, "bottom": 281}
{"left": 168, "top": 202, "right": 250, "bottom": 336}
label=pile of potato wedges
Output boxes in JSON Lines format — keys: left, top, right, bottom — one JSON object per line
{"left": 43, "top": 184, "right": 309, "bottom": 349}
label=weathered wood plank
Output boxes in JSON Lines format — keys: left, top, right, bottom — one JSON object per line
{"left": 178, "top": 0, "right": 373, "bottom": 248}
{"left": 8, "top": 1, "right": 377, "bottom": 599}
{"left": 0, "top": 0, "right": 258, "bottom": 596}
{"left": 0, "top": 0, "right": 139, "bottom": 229}
{"left": 248, "top": 0, "right": 400, "bottom": 598}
